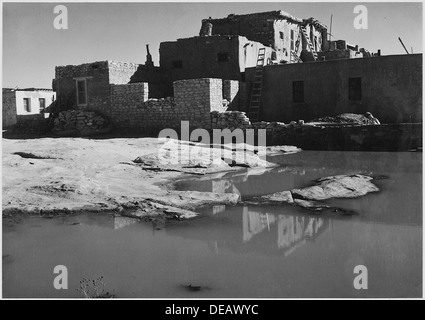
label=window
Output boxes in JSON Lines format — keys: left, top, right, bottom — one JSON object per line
{"left": 23, "top": 98, "right": 31, "bottom": 112}
{"left": 172, "top": 60, "right": 183, "bottom": 68}
{"left": 349, "top": 77, "right": 362, "bottom": 101}
{"left": 76, "top": 79, "right": 88, "bottom": 106}
{"left": 292, "top": 81, "right": 304, "bottom": 103}
{"left": 39, "top": 98, "right": 46, "bottom": 111}
{"left": 290, "top": 30, "right": 295, "bottom": 51}
{"left": 279, "top": 31, "right": 284, "bottom": 40}
{"left": 217, "top": 52, "right": 229, "bottom": 62}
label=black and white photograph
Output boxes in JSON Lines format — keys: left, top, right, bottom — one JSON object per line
{"left": 1, "top": 0, "right": 423, "bottom": 302}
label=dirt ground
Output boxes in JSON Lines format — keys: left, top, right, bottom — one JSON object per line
{"left": 2, "top": 136, "right": 241, "bottom": 218}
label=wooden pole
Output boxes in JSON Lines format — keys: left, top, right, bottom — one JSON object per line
{"left": 398, "top": 37, "right": 410, "bottom": 54}
{"left": 329, "top": 14, "right": 333, "bottom": 42}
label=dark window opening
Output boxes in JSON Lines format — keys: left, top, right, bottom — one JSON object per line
{"left": 240, "top": 72, "right": 246, "bottom": 82}
{"left": 172, "top": 60, "right": 183, "bottom": 68}
{"left": 290, "top": 30, "right": 295, "bottom": 51}
{"left": 23, "top": 98, "right": 31, "bottom": 112}
{"left": 349, "top": 77, "right": 362, "bottom": 101}
{"left": 279, "top": 31, "right": 284, "bottom": 40}
{"left": 76, "top": 79, "right": 87, "bottom": 106}
{"left": 39, "top": 98, "right": 46, "bottom": 111}
{"left": 217, "top": 52, "right": 230, "bottom": 62}
{"left": 292, "top": 81, "right": 304, "bottom": 103}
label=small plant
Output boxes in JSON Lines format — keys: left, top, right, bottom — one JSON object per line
{"left": 77, "top": 276, "right": 115, "bottom": 299}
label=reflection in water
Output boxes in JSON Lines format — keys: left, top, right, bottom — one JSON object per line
{"left": 242, "top": 207, "right": 329, "bottom": 256}
{"left": 3, "top": 151, "right": 421, "bottom": 298}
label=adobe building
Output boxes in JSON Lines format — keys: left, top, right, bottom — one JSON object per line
{"left": 199, "top": 11, "right": 328, "bottom": 61}
{"left": 54, "top": 59, "right": 240, "bottom": 133}
{"left": 2, "top": 88, "right": 55, "bottom": 128}
{"left": 159, "top": 11, "right": 331, "bottom": 88}
{"left": 50, "top": 9, "right": 421, "bottom": 137}
{"left": 244, "top": 53, "right": 422, "bottom": 123}
{"left": 160, "top": 35, "right": 274, "bottom": 84}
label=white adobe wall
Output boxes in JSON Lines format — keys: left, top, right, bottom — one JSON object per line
{"left": 15, "top": 91, "right": 56, "bottom": 115}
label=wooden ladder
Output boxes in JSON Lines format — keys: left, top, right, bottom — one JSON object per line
{"left": 300, "top": 25, "right": 318, "bottom": 61}
{"left": 248, "top": 47, "right": 266, "bottom": 122}
{"left": 291, "top": 51, "right": 303, "bottom": 63}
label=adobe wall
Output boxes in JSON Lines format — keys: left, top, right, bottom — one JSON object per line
{"left": 159, "top": 35, "right": 274, "bottom": 94}
{"left": 15, "top": 90, "right": 56, "bottom": 115}
{"left": 245, "top": 54, "right": 422, "bottom": 124}
{"left": 160, "top": 36, "right": 244, "bottom": 84}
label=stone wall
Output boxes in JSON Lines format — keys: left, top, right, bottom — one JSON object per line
{"left": 174, "top": 78, "right": 223, "bottom": 129}
{"left": 13, "top": 114, "right": 49, "bottom": 134}
{"left": 2, "top": 89, "right": 17, "bottom": 128}
{"left": 55, "top": 61, "right": 111, "bottom": 112}
{"left": 55, "top": 60, "right": 167, "bottom": 115}
{"left": 211, "top": 109, "right": 421, "bottom": 151}
{"left": 97, "top": 78, "right": 225, "bottom": 133}
{"left": 52, "top": 110, "right": 111, "bottom": 136}
{"left": 267, "top": 123, "right": 422, "bottom": 152}
{"left": 211, "top": 111, "right": 251, "bottom": 130}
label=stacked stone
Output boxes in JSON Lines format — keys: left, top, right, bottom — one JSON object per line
{"left": 174, "top": 79, "right": 222, "bottom": 129}
{"left": 142, "top": 98, "right": 180, "bottom": 131}
{"left": 211, "top": 111, "right": 251, "bottom": 130}
{"left": 52, "top": 110, "right": 109, "bottom": 135}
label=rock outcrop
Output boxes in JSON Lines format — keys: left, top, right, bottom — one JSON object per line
{"left": 291, "top": 175, "right": 380, "bottom": 201}
{"left": 249, "top": 174, "right": 380, "bottom": 212}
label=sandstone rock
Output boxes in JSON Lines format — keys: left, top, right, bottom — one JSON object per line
{"left": 255, "top": 190, "right": 294, "bottom": 204}
{"left": 291, "top": 174, "right": 379, "bottom": 201}
{"left": 247, "top": 174, "right": 379, "bottom": 212}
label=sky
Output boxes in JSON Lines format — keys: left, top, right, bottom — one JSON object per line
{"left": 2, "top": 1, "right": 423, "bottom": 88}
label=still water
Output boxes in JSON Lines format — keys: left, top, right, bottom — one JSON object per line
{"left": 3, "top": 151, "right": 422, "bottom": 298}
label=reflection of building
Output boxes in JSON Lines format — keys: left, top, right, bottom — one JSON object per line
{"left": 76, "top": 214, "right": 138, "bottom": 230}
{"left": 242, "top": 206, "right": 330, "bottom": 256}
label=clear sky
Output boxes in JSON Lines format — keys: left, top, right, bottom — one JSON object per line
{"left": 2, "top": 1, "right": 423, "bottom": 88}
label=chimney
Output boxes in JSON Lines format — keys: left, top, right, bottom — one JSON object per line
{"left": 199, "top": 21, "right": 213, "bottom": 37}
{"left": 145, "top": 44, "right": 154, "bottom": 67}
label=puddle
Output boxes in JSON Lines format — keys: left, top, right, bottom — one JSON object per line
{"left": 2, "top": 151, "right": 422, "bottom": 298}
